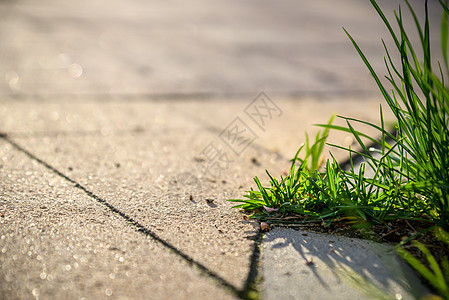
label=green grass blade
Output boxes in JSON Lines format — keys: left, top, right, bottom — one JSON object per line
{"left": 397, "top": 246, "right": 441, "bottom": 287}
{"left": 414, "top": 241, "right": 448, "bottom": 293}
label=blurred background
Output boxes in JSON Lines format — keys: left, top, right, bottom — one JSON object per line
{"left": 0, "top": 0, "right": 444, "bottom": 101}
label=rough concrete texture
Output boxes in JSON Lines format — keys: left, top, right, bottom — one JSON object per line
{"left": 0, "top": 97, "right": 393, "bottom": 293}
{"left": 0, "top": 97, "right": 422, "bottom": 299}
{"left": 262, "top": 228, "right": 429, "bottom": 300}
{"left": 0, "top": 140, "right": 236, "bottom": 299}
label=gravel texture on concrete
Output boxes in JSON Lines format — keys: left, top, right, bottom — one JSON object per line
{"left": 0, "top": 97, "right": 419, "bottom": 299}
{"left": 0, "top": 139, "right": 237, "bottom": 299}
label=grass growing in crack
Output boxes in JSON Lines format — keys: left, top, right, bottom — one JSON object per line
{"left": 229, "top": 0, "right": 449, "bottom": 297}
{"left": 229, "top": 0, "right": 449, "bottom": 231}
{"left": 227, "top": 116, "right": 340, "bottom": 224}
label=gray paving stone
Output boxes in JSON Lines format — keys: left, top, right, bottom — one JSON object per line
{"left": 0, "top": 99, "right": 289, "bottom": 294}
{"left": 0, "top": 96, "right": 396, "bottom": 161}
{"left": 0, "top": 0, "right": 443, "bottom": 98}
{"left": 262, "top": 228, "right": 429, "bottom": 300}
{"left": 0, "top": 97, "right": 401, "bottom": 299}
{"left": 0, "top": 140, "right": 237, "bottom": 299}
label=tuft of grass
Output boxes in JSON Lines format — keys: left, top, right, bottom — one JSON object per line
{"left": 227, "top": 116, "right": 342, "bottom": 223}
{"left": 229, "top": 0, "right": 449, "bottom": 230}
{"left": 229, "top": 0, "right": 449, "bottom": 297}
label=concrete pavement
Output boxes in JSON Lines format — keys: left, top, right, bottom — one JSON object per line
{"left": 0, "top": 0, "right": 443, "bottom": 97}
{"left": 263, "top": 228, "right": 428, "bottom": 300}
{"left": 0, "top": 97, "right": 429, "bottom": 299}
{"left": 0, "top": 0, "right": 444, "bottom": 299}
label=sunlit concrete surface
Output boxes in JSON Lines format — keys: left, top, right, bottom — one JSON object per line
{"left": 263, "top": 228, "right": 429, "bottom": 300}
{"left": 0, "top": 0, "right": 443, "bottom": 98}
{"left": 0, "top": 0, "right": 444, "bottom": 299}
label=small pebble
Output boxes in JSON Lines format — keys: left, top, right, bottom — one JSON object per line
{"left": 260, "top": 222, "right": 270, "bottom": 231}
{"left": 251, "top": 157, "right": 260, "bottom": 166}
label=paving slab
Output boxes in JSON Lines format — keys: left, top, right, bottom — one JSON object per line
{"left": 0, "top": 97, "right": 396, "bottom": 299}
{"left": 0, "top": 108, "right": 262, "bottom": 293}
{"left": 0, "top": 98, "right": 291, "bottom": 295}
{"left": 262, "top": 228, "right": 429, "bottom": 300}
{"left": 0, "top": 0, "right": 443, "bottom": 97}
{"left": 0, "top": 96, "right": 395, "bottom": 163}
{"left": 0, "top": 139, "right": 237, "bottom": 299}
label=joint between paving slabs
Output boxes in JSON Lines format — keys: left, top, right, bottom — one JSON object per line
{"left": 239, "top": 229, "right": 264, "bottom": 300}
{"left": 2, "top": 135, "right": 259, "bottom": 299}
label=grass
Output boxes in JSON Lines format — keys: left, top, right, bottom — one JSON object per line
{"left": 397, "top": 227, "right": 449, "bottom": 299}
{"left": 228, "top": 0, "right": 449, "bottom": 298}
{"left": 229, "top": 0, "right": 449, "bottom": 231}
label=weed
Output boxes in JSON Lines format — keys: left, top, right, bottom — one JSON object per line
{"left": 229, "top": 0, "right": 449, "bottom": 231}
